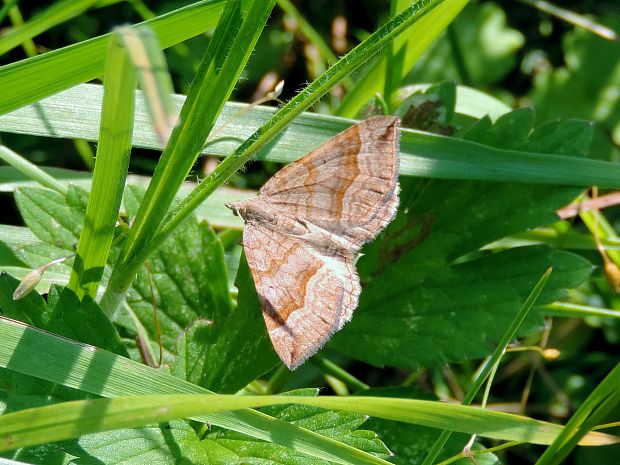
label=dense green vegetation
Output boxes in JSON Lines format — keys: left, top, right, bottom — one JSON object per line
{"left": 0, "top": 1, "right": 618, "bottom": 464}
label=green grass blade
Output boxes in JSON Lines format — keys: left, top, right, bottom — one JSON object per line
{"left": 4, "top": 84, "right": 620, "bottom": 188}
{"left": 542, "top": 302, "right": 620, "bottom": 320}
{"left": 535, "top": 361, "right": 620, "bottom": 465}
{"left": 66, "top": 29, "right": 137, "bottom": 300}
{"left": 0, "top": 392, "right": 617, "bottom": 453}
{"left": 336, "top": 0, "right": 469, "bottom": 118}
{"left": 0, "top": 145, "right": 66, "bottom": 194}
{"left": 0, "top": 317, "right": 391, "bottom": 465}
{"left": 0, "top": 0, "right": 226, "bottom": 115}
{"left": 384, "top": 0, "right": 414, "bottom": 111}
{"left": 100, "top": 0, "right": 277, "bottom": 318}
{"left": 0, "top": 0, "right": 103, "bottom": 56}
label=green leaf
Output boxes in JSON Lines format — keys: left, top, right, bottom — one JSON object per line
{"left": 14, "top": 186, "right": 84, "bottom": 251}
{"left": 329, "top": 114, "right": 594, "bottom": 367}
{"left": 63, "top": 420, "right": 210, "bottom": 465}
{"left": 0, "top": 231, "right": 71, "bottom": 293}
{"left": 206, "top": 389, "right": 390, "bottom": 464}
{"left": 9, "top": 185, "right": 89, "bottom": 283}
{"left": 463, "top": 108, "right": 594, "bottom": 157}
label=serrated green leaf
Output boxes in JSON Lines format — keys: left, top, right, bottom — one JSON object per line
{"left": 13, "top": 187, "right": 83, "bottom": 250}
{"left": 329, "top": 115, "right": 594, "bottom": 368}
{"left": 528, "top": 119, "right": 594, "bottom": 157}
{"left": 62, "top": 420, "right": 209, "bottom": 465}
{"left": 9, "top": 185, "right": 89, "bottom": 282}
{"left": 206, "top": 389, "right": 390, "bottom": 464}
{"left": 464, "top": 107, "right": 536, "bottom": 148}
{"left": 463, "top": 109, "right": 593, "bottom": 157}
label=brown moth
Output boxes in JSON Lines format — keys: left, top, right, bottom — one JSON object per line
{"left": 227, "top": 116, "right": 400, "bottom": 369}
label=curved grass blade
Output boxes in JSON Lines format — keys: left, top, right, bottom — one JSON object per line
{"left": 0, "top": 316, "right": 387, "bottom": 465}
{"left": 0, "top": 392, "right": 617, "bottom": 453}
{"left": 4, "top": 84, "right": 620, "bottom": 189}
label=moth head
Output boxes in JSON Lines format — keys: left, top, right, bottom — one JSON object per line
{"left": 226, "top": 200, "right": 252, "bottom": 221}
{"left": 225, "top": 202, "right": 239, "bottom": 216}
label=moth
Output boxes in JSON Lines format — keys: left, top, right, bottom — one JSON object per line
{"left": 227, "top": 116, "right": 400, "bottom": 369}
